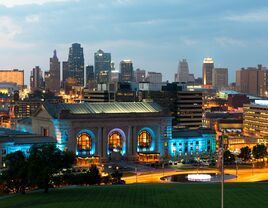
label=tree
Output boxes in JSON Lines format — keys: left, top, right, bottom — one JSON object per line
{"left": 28, "top": 144, "right": 74, "bottom": 193}
{"left": 111, "top": 168, "right": 123, "bottom": 184}
{"left": 238, "top": 146, "right": 251, "bottom": 161}
{"left": 252, "top": 144, "right": 267, "bottom": 160}
{"left": 86, "top": 165, "right": 101, "bottom": 185}
{"left": 0, "top": 151, "right": 28, "bottom": 194}
{"left": 224, "top": 150, "right": 235, "bottom": 164}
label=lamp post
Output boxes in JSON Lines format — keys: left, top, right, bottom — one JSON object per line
{"left": 219, "top": 131, "right": 226, "bottom": 208}
{"left": 221, "top": 145, "right": 224, "bottom": 208}
{"left": 162, "top": 163, "right": 165, "bottom": 177}
{"left": 235, "top": 160, "right": 238, "bottom": 180}
{"left": 135, "top": 167, "right": 138, "bottom": 183}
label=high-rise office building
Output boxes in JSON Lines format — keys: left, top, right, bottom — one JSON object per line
{"left": 135, "top": 68, "right": 146, "bottom": 82}
{"left": 0, "top": 69, "right": 24, "bottom": 88}
{"left": 62, "top": 61, "right": 69, "bottom": 84}
{"left": 120, "top": 60, "right": 133, "bottom": 82}
{"left": 243, "top": 100, "right": 268, "bottom": 144}
{"left": 45, "top": 50, "right": 61, "bottom": 93}
{"left": 86, "top": 65, "right": 94, "bottom": 83}
{"left": 202, "top": 57, "right": 214, "bottom": 86}
{"left": 236, "top": 65, "right": 267, "bottom": 97}
{"left": 176, "top": 59, "right": 189, "bottom": 83}
{"left": 30, "top": 66, "right": 44, "bottom": 92}
{"left": 94, "top": 49, "right": 111, "bottom": 83}
{"left": 64, "top": 43, "right": 84, "bottom": 86}
{"left": 146, "top": 72, "right": 162, "bottom": 83}
{"left": 85, "top": 65, "right": 95, "bottom": 90}
{"left": 212, "top": 68, "right": 228, "bottom": 90}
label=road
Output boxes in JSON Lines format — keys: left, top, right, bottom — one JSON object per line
{"left": 122, "top": 167, "right": 268, "bottom": 184}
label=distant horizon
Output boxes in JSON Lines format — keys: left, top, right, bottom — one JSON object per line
{"left": 1, "top": 0, "right": 268, "bottom": 85}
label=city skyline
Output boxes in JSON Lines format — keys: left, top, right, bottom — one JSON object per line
{"left": 1, "top": 0, "right": 268, "bottom": 84}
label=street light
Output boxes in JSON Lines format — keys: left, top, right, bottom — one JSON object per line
{"left": 219, "top": 130, "right": 226, "bottom": 208}
{"left": 235, "top": 160, "right": 238, "bottom": 180}
{"left": 162, "top": 163, "right": 165, "bottom": 177}
{"left": 135, "top": 167, "right": 138, "bottom": 183}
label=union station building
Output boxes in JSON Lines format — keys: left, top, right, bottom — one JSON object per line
{"left": 31, "top": 102, "right": 172, "bottom": 165}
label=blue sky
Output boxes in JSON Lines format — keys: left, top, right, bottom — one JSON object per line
{"left": 1, "top": 0, "right": 268, "bottom": 85}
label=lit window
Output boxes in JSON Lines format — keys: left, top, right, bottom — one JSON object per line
{"left": 108, "top": 131, "right": 123, "bottom": 152}
{"left": 138, "top": 130, "right": 152, "bottom": 149}
{"left": 77, "top": 132, "right": 92, "bottom": 155}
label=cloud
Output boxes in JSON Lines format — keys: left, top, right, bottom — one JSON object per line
{"left": 0, "top": 0, "right": 76, "bottom": 7}
{"left": 25, "top": 15, "right": 39, "bottom": 23}
{"left": 214, "top": 37, "right": 246, "bottom": 47}
{"left": 226, "top": 10, "right": 268, "bottom": 22}
{"left": 0, "top": 16, "right": 34, "bottom": 48}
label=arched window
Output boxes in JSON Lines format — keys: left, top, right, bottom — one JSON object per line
{"left": 138, "top": 130, "right": 152, "bottom": 149}
{"left": 108, "top": 131, "right": 123, "bottom": 152}
{"left": 77, "top": 132, "right": 92, "bottom": 155}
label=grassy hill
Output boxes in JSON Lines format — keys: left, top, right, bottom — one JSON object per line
{"left": 0, "top": 183, "right": 267, "bottom": 208}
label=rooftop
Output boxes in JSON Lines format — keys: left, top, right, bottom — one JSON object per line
{"left": 43, "top": 102, "right": 162, "bottom": 118}
{"left": 0, "top": 127, "right": 56, "bottom": 144}
{"left": 172, "top": 128, "right": 215, "bottom": 138}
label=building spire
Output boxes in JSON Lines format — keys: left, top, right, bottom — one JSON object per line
{"left": 53, "top": 50, "right": 57, "bottom": 59}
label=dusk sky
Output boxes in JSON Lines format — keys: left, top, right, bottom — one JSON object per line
{"left": 1, "top": 0, "right": 268, "bottom": 85}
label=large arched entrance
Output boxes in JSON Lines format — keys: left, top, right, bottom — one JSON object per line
{"left": 107, "top": 128, "right": 126, "bottom": 159}
{"left": 76, "top": 129, "right": 98, "bottom": 166}
{"left": 137, "top": 128, "right": 154, "bottom": 152}
{"left": 137, "top": 128, "right": 159, "bottom": 162}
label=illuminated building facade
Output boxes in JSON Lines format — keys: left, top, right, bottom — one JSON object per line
{"left": 31, "top": 102, "right": 172, "bottom": 165}
{"left": 168, "top": 129, "right": 216, "bottom": 159}
{"left": 202, "top": 57, "right": 214, "bottom": 86}
{"left": 0, "top": 69, "right": 24, "bottom": 88}
{"left": 243, "top": 100, "right": 268, "bottom": 144}
{"left": 0, "top": 128, "right": 56, "bottom": 168}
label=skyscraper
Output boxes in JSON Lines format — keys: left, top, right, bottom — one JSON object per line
{"left": 86, "top": 65, "right": 94, "bottom": 83}
{"left": 212, "top": 68, "right": 228, "bottom": 90}
{"left": 30, "top": 66, "right": 44, "bottom": 92}
{"left": 120, "top": 60, "right": 133, "bottom": 82}
{"left": 64, "top": 43, "right": 84, "bottom": 86}
{"left": 135, "top": 68, "right": 146, "bottom": 82}
{"left": 94, "top": 49, "right": 111, "bottom": 83}
{"left": 177, "top": 59, "right": 189, "bottom": 83}
{"left": 85, "top": 65, "right": 95, "bottom": 90}
{"left": 236, "top": 65, "right": 267, "bottom": 97}
{"left": 45, "top": 50, "right": 61, "bottom": 93}
{"left": 202, "top": 57, "right": 214, "bottom": 86}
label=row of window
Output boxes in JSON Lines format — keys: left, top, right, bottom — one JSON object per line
{"left": 77, "top": 130, "right": 153, "bottom": 155}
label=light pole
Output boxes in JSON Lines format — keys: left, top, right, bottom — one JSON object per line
{"left": 219, "top": 131, "right": 226, "bottom": 208}
{"left": 235, "top": 160, "right": 238, "bottom": 180}
{"left": 252, "top": 161, "right": 254, "bottom": 176}
{"left": 221, "top": 145, "right": 224, "bottom": 208}
{"left": 135, "top": 167, "right": 138, "bottom": 183}
{"left": 162, "top": 163, "right": 165, "bottom": 177}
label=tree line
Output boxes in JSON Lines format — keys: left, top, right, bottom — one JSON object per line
{"left": 224, "top": 143, "right": 268, "bottom": 163}
{"left": 0, "top": 144, "right": 123, "bottom": 194}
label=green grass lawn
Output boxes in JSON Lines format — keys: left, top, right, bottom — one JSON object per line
{"left": 0, "top": 183, "right": 267, "bottom": 208}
